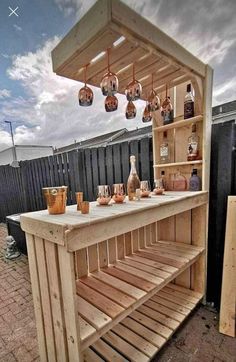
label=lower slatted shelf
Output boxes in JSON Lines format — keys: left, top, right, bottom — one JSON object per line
{"left": 77, "top": 240, "right": 204, "bottom": 350}
{"left": 82, "top": 284, "right": 203, "bottom": 361}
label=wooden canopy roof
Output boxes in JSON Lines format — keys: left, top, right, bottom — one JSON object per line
{"left": 51, "top": 0, "right": 207, "bottom": 98}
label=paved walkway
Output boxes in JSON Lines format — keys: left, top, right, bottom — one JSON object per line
{"left": 0, "top": 224, "right": 235, "bottom": 362}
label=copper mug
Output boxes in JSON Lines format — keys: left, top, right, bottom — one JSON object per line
{"left": 42, "top": 186, "right": 67, "bottom": 215}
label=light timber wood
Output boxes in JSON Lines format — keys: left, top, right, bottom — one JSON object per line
{"left": 219, "top": 196, "right": 236, "bottom": 337}
{"left": 153, "top": 115, "right": 203, "bottom": 133}
{"left": 92, "top": 338, "right": 129, "bottom": 361}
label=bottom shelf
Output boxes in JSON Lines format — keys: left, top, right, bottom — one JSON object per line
{"left": 82, "top": 283, "right": 203, "bottom": 362}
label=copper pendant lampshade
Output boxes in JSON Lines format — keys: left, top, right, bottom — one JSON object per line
{"left": 100, "top": 48, "right": 118, "bottom": 96}
{"left": 105, "top": 95, "right": 118, "bottom": 112}
{"left": 78, "top": 65, "right": 93, "bottom": 107}
{"left": 125, "top": 63, "right": 142, "bottom": 101}
{"left": 125, "top": 100, "right": 136, "bottom": 119}
{"left": 147, "top": 74, "right": 160, "bottom": 112}
{"left": 142, "top": 100, "right": 152, "bottom": 123}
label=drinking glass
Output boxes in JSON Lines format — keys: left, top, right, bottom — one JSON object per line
{"left": 112, "top": 183, "right": 126, "bottom": 203}
{"left": 125, "top": 64, "right": 142, "bottom": 101}
{"left": 126, "top": 100, "right": 136, "bottom": 119}
{"left": 105, "top": 95, "right": 118, "bottom": 112}
{"left": 97, "top": 185, "right": 112, "bottom": 205}
{"left": 142, "top": 101, "right": 152, "bottom": 123}
{"left": 100, "top": 48, "right": 118, "bottom": 96}
{"left": 78, "top": 65, "right": 93, "bottom": 107}
{"left": 140, "top": 180, "right": 151, "bottom": 197}
{"left": 147, "top": 74, "right": 160, "bottom": 112}
{"left": 153, "top": 179, "right": 164, "bottom": 195}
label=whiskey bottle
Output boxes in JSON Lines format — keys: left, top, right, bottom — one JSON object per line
{"left": 187, "top": 123, "right": 199, "bottom": 161}
{"left": 161, "top": 96, "right": 174, "bottom": 125}
{"left": 184, "top": 84, "right": 194, "bottom": 119}
{"left": 127, "top": 155, "right": 140, "bottom": 201}
{"left": 160, "top": 131, "right": 170, "bottom": 164}
{"left": 189, "top": 169, "right": 201, "bottom": 191}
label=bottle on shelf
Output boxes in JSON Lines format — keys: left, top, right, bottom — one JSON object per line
{"left": 169, "top": 171, "right": 187, "bottom": 191}
{"left": 127, "top": 155, "right": 140, "bottom": 201}
{"left": 161, "top": 86, "right": 174, "bottom": 125}
{"left": 161, "top": 170, "right": 167, "bottom": 190}
{"left": 189, "top": 169, "right": 201, "bottom": 191}
{"left": 160, "top": 131, "right": 170, "bottom": 164}
{"left": 187, "top": 123, "right": 200, "bottom": 161}
{"left": 184, "top": 83, "right": 194, "bottom": 119}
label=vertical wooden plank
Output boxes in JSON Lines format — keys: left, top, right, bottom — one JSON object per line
{"left": 58, "top": 245, "right": 81, "bottom": 362}
{"left": 140, "top": 138, "right": 150, "bottom": 181}
{"left": 26, "top": 234, "right": 48, "bottom": 362}
{"left": 150, "top": 222, "right": 157, "bottom": 244}
{"left": 130, "top": 140, "right": 140, "bottom": 175}
{"left": 76, "top": 249, "right": 88, "bottom": 278}
{"left": 113, "top": 143, "right": 122, "bottom": 183}
{"left": 132, "top": 229, "right": 139, "bottom": 252}
{"left": 88, "top": 244, "right": 99, "bottom": 272}
{"left": 125, "top": 232, "right": 132, "bottom": 256}
{"left": 52, "top": 155, "right": 60, "bottom": 186}
{"left": 108, "top": 237, "right": 117, "bottom": 264}
{"left": 45, "top": 241, "right": 68, "bottom": 361}
{"left": 191, "top": 204, "right": 207, "bottom": 294}
{"left": 145, "top": 225, "right": 151, "bottom": 246}
{"left": 117, "top": 234, "right": 125, "bottom": 260}
{"left": 175, "top": 211, "right": 191, "bottom": 288}
{"left": 98, "top": 147, "right": 106, "bottom": 185}
{"left": 159, "top": 216, "right": 175, "bottom": 241}
{"left": 98, "top": 240, "right": 108, "bottom": 268}
{"left": 57, "top": 153, "right": 65, "bottom": 186}
{"left": 139, "top": 227, "right": 145, "bottom": 249}
{"left": 106, "top": 145, "right": 114, "bottom": 186}
{"left": 84, "top": 149, "right": 94, "bottom": 201}
{"left": 121, "top": 142, "right": 130, "bottom": 184}
{"left": 219, "top": 196, "right": 236, "bottom": 337}
{"left": 34, "top": 237, "right": 57, "bottom": 362}
{"left": 91, "top": 148, "right": 99, "bottom": 190}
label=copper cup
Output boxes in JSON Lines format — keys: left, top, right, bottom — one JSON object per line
{"left": 81, "top": 201, "right": 90, "bottom": 214}
{"left": 42, "top": 186, "right": 67, "bottom": 215}
{"left": 75, "top": 192, "right": 83, "bottom": 211}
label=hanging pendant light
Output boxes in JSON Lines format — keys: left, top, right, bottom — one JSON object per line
{"left": 125, "top": 63, "right": 142, "bottom": 101}
{"left": 147, "top": 74, "right": 160, "bottom": 112}
{"left": 105, "top": 95, "right": 118, "bottom": 112}
{"left": 125, "top": 100, "right": 136, "bottom": 119}
{"left": 142, "top": 95, "right": 152, "bottom": 123}
{"left": 78, "top": 65, "right": 93, "bottom": 107}
{"left": 100, "top": 48, "right": 118, "bottom": 96}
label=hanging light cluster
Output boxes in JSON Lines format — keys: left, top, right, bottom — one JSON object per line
{"left": 78, "top": 47, "right": 163, "bottom": 123}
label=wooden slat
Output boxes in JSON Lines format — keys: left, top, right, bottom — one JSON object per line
{"left": 130, "top": 310, "right": 171, "bottom": 339}
{"left": 108, "top": 237, "right": 117, "bottom": 264}
{"left": 98, "top": 240, "right": 108, "bottom": 268}
{"left": 88, "top": 244, "right": 99, "bottom": 273}
{"left": 115, "top": 262, "right": 164, "bottom": 285}
{"left": 219, "top": 196, "right": 236, "bottom": 337}
{"left": 168, "top": 282, "right": 203, "bottom": 299}
{"left": 151, "top": 295, "right": 190, "bottom": 316}
{"left": 80, "top": 276, "right": 135, "bottom": 308}
{"left": 35, "top": 237, "right": 57, "bottom": 362}
{"left": 131, "top": 229, "right": 139, "bottom": 253}
{"left": 103, "top": 266, "right": 156, "bottom": 292}
{"left": 144, "top": 246, "right": 190, "bottom": 262}
{"left": 117, "top": 234, "right": 125, "bottom": 260}
{"left": 82, "top": 347, "right": 104, "bottom": 362}
{"left": 45, "top": 241, "right": 68, "bottom": 361}
{"left": 128, "top": 254, "right": 178, "bottom": 273}
{"left": 76, "top": 281, "right": 124, "bottom": 318}
{"left": 157, "top": 240, "right": 203, "bottom": 253}
{"left": 163, "top": 286, "right": 199, "bottom": 304}
{"left": 136, "top": 250, "right": 184, "bottom": 269}
{"left": 157, "top": 290, "right": 195, "bottom": 310}
{"left": 144, "top": 299, "right": 185, "bottom": 323}
{"left": 26, "top": 234, "right": 48, "bottom": 362}
{"left": 121, "top": 317, "right": 166, "bottom": 349}
{"left": 80, "top": 317, "right": 96, "bottom": 342}
{"left": 139, "top": 304, "right": 178, "bottom": 330}
{"left": 120, "top": 258, "right": 171, "bottom": 279}
{"left": 112, "top": 323, "right": 157, "bottom": 358}
{"left": 92, "top": 338, "right": 128, "bottom": 362}
{"left": 103, "top": 331, "right": 149, "bottom": 362}
{"left": 153, "top": 242, "right": 198, "bottom": 256}
{"left": 76, "top": 248, "right": 88, "bottom": 278}
{"left": 77, "top": 296, "right": 111, "bottom": 330}
{"left": 125, "top": 232, "right": 132, "bottom": 256}
{"left": 92, "top": 270, "right": 146, "bottom": 300}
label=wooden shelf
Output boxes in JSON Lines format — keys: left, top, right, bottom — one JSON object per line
{"left": 153, "top": 115, "right": 203, "bottom": 133}
{"left": 82, "top": 283, "right": 203, "bottom": 361}
{"left": 77, "top": 240, "right": 204, "bottom": 350}
{"left": 154, "top": 160, "right": 203, "bottom": 168}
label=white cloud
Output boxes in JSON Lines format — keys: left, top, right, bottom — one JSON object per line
{"left": 13, "top": 24, "right": 22, "bottom": 32}
{"left": 0, "top": 89, "right": 11, "bottom": 99}
{"left": 54, "top": 0, "right": 96, "bottom": 18}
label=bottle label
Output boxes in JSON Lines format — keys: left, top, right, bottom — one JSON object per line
{"left": 184, "top": 101, "right": 194, "bottom": 118}
{"left": 188, "top": 142, "right": 198, "bottom": 157}
{"left": 189, "top": 179, "right": 201, "bottom": 191}
{"left": 160, "top": 146, "right": 169, "bottom": 157}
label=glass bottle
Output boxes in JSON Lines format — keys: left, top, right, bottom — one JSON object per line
{"left": 184, "top": 83, "right": 194, "bottom": 119}
{"left": 127, "top": 155, "right": 140, "bottom": 201}
{"left": 169, "top": 171, "right": 187, "bottom": 191}
{"left": 189, "top": 169, "right": 201, "bottom": 191}
{"left": 161, "top": 88, "right": 174, "bottom": 125}
{"left": 187, "top": 123, "right": 199, "bottom": 161}
{"left": 161, "top": 170, "right": 167, "bottom": 190}
{"left": 160, "top": 131, "right": 170, "bottom": 164}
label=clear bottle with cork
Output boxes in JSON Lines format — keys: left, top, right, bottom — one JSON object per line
{"left": 184, "top": 84, "right": 194, "bottom": 119}
{"left": 161, "top": 85, "right": 174, "bottom": 125}
{"left": 160, "top": 131, "right": 170, "bottom": 164}
{"left": 189, "top": 169, "right": 201, "bottom": 191}
{"left": 187, "top": 123, "right": 200, "bottom": 161}
{"left": 127, "top": 155, "right": 140, "bottom": 201}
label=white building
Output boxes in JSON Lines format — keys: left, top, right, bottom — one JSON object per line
{"left": 0, "top": 145, "right": 53, "bottom": 166}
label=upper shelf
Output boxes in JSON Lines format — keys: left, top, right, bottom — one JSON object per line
{"left": 51, "top": 0, "right": 207, "bottom": 98}
{"left": 153, "top": 115, "right": 203, "bottom": 133}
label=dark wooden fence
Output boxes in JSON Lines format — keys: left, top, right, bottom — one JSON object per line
{"left": 0, "top": 138, "right": 153, "bottom": 222}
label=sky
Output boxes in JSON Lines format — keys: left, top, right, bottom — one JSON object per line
{"left": 0, "top": 0, "right": 235, "bottom": 151}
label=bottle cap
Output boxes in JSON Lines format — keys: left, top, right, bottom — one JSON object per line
{"left": 192, "top": 169, "right": 197, "bottom": 175}
{"left": 192, "top": 123, "right": 196, "bottom": 132}
{"left": 161, "top": 171, "right": 165, "bottom": 176}
{"left": 163, "top": 131, "right": 168, "bottom": 138}
{"left": 187, "top": 84, "right": 191, "bottom": 92}
{"left": 130, "top": 155, "right": 136, "bottom": 162}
